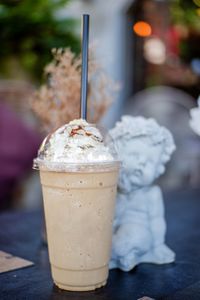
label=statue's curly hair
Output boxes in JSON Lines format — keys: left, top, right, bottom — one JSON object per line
{"left": 109, "top": 115, "right": 176, "bottom": 166}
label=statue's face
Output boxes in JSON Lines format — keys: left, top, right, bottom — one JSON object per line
{"left": 119, "top": 137, "right": 164, "bottom": 187}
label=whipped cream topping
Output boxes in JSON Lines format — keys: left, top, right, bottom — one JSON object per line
{"left": 38, "top": 119, "right": 114, "bottom": 163}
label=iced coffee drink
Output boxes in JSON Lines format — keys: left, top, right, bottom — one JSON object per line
{"left": 34, "top": 119, "right": 119, "bottom": 291}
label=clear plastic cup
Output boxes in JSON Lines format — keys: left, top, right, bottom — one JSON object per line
{"left": 34, "top": 125, "right": 119, "bottom": 291}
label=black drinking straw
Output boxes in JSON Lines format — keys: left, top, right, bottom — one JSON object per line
{"left": 80, "top": 14, "right": 90, "bottom": 120}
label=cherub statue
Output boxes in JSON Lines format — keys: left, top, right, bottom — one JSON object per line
{"left": 190, "top": 95, "right": 200, "bottom": 136}
{"left": 109, "top": 116, "right": 176, "bottom": 271}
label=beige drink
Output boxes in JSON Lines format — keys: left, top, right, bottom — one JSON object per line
{"left": 35, "top": 119, "right": 119, "bottom": 291}
{"left": 40, "top": 166, "right": 118, "bottom": 291}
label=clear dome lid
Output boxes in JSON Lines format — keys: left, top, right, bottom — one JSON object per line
{"left": 33, "top": 121, "right": 120, "bottom": 173}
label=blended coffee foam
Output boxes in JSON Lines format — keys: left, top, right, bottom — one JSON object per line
{"left": 35, "top": 119, "right": 114, "bottom": 165}
{"left": 35, "top": 119, "right": 119, "bottom": 291}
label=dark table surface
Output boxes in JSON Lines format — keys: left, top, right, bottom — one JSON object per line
{"left": 0, "top": 189, "right": 200, "bottom": 300}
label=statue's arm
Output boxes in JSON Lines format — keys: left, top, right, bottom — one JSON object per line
{"left": 148, "top": 186, "right": 166, "bottom": 246}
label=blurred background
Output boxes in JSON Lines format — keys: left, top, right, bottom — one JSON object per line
{"left": 0, "top": 0, "right": 200, "bottom": 211}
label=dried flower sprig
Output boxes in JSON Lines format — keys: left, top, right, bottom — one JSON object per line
{"left": 31, "top": 47, "right": 119, "bottom": 132}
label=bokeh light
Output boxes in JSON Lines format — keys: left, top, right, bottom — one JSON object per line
{"left": 133, "top": 21, "right": 152, "bottom": 37}
{"left": 144, "top": 38, "right": 166, "bottom": 64}
{"left": 196, "top": 8, "right": 200, "bottom": 16}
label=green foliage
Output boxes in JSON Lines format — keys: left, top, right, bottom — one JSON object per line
{"left": 170, "top": 0, "right": 200, "bottom": 31}
{"left": 170, "top": 0, "right": 200, "bottom": 62}
{"left": 0, "top": 0, "right": 80, "bottom": 82}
